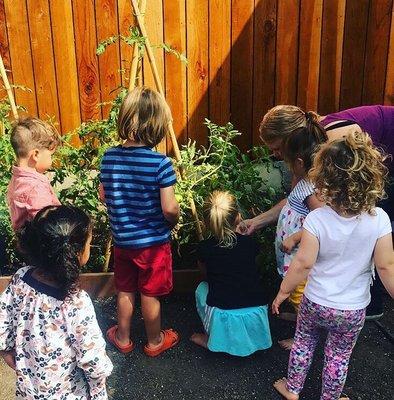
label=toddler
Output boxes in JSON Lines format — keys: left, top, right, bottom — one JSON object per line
{"left": 272, "top": 131, "right": 394, "bottom": 400}
{"left": 100, "top": 87, "right": 180, "bottom": 356}
{"left": 275, "top": 114, "right": 326, "bottom": 349}
{"left": 191, "top": 191, "right": 272, "bottom": 356}
{"left": 7, "top": 117, "right": 61, "bottom": 231}
{"left": 0, "top": 205, "right": 113, "bottom": 399}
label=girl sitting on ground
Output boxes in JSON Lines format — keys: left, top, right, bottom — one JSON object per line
{"left": 0, "top": 205, "right": 113, "bottom": 399}
{"left": 275, "top": 114, "right": 326, "bottom": 349}
{"left": 272, "top": 131, "right": 394, "bottom": 400}
{"left": 191, "top": 191, "right": 272, "bottom": 356}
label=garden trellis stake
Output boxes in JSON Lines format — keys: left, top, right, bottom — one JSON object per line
{"left": 130, "top": 0, "right": 203, "bottom": 240}
{"left": 0, "top": 53, "right": 18, "bottom": 121}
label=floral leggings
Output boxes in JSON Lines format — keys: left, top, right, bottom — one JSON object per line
{"left": 286, "top": 296, "right": 366, "bottom": 400}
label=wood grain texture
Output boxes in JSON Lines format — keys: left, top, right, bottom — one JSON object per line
{"left": 163, "top": 0, "right": 187, "bottom": 153}
{"left": 209, "top": 0, "right": 231, "bottom": 126}
{"left": 231, "top": 0, "right": 254, "bottom": 151}
{"left": 340, "top": 0, "right": 370, "bottom": 110}
{"left": 186, "top": 0, "right": 209, "bottom": 146}
{"left": 297, "top": 0, "right": 323, "bottom": 112}
{"left": 275, "top": 0, "right": 300, "bottom": 105}
{"left": 318, "top": 0, "right": 346, "bottom": 114}
{"left": 253, "top": 0, "right": 277, "bottom": 146}
{"left": 0, "top": 0, "right": 13, "bottom": 100}
{"left": 50, "top": 0, "right": 81, "bottom": 134}
{"left": 72, "top": 0, "right": 102, "bottom": 121}
{"left": 4, "top": 0, "right": 37, "bottom": 115}
{"left": 384, "top": 3, "right": 394, "bottom": 104}
{"left": 362, "top": 0, "right": 393, "bottom": 105}
{"left": 96, "top": 0, "right": 121, "bottom": 117}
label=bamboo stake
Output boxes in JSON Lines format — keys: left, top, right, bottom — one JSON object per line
{"left": 131, "top": 0, "right": 203, "bottom": 239}
{"left": 128, "top": 0, "right": 146, "bottom": 91}
{"left": 0, "top": 54, "right": 18, "bottom": 121}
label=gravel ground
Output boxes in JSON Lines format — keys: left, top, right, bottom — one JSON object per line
{"left": 96, "top": 294, "right": 394, "bottom": 400}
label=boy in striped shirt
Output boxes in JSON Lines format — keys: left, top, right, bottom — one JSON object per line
{"left": 100, "top": 87, "right": 180, "bottom": 357}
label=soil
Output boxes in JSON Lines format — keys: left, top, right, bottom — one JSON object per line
{"left": 96, "top": 294, "right": 394, "bottom": 400}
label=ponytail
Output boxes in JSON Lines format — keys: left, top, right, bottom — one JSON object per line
{"left": 18, "top": 205, "right": 91, "bottom": 300}
{"left": 283, "top": 112, "right": 327, "bottom": 172}
{"left": 203, "top": 191, "right": 239, "bottom": 247}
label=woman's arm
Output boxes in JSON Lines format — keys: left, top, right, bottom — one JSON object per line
{"left": 272, "top": 230, "right": 319, "bottom": 314}
{"left": 241, "top": 198, "right": 287, "bottom": 234}
{"left": 374, "top": 233, "right": 394, "bottom": 298}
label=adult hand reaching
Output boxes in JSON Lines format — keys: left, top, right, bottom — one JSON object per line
{"left": 236, "top": 219, "right": 256, "bottom": 235}
{"left": 272, "top": 289, "right": 290, "bottom": 315}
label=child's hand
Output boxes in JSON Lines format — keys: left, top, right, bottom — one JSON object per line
{"left": 272, "top": 289, "right": 290, "bottom": 315}
{"left": 281, "top": 236, "right": 297, "bottom": 254}
{"left": 0, "top": 350, "right": 16, "bottom": 370}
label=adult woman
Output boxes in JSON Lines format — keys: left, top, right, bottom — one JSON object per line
{"left": 244, "top": 105, "right": 394, "bottom": 319}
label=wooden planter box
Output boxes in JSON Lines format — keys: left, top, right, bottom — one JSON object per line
{"left": 0, "top": 269, "right": 203, "bottom": 298}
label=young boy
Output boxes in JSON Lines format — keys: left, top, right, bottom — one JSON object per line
{"left": 7, "top": 118, "right": 61, "bottom": 231}
{"left": 100, "top": 87, "right": 180, "bottom": 357}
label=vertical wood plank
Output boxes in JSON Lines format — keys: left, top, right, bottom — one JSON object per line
{"left": 0, "top": 0, "right": 13, "bottom": 100}
{"left": 27, "top": 0, "right": 60, "bottom": 124}
{"left": 362, "top": 0, "right": 393, "bottom": 105}
{"left": 186, "top": 0, "right": 209, "bottom": 146}
{"left": 384, "top": 4, "right": 394, "bottom": 104}
{"left": 253, "top": 0, "right": 277, "bottom": 146}
{"left": 231, "top": 0, "right": 254, "bottom": 151}
{"left": 143, "top": 0, "right": 166, "bottom": 153}
{"left": 318, "top": 0, "right": 346, "bottom": 114}
{"left": 4, "top": 0, "right": 37, "bottom": 115}
{"left": 96, "top": 0, "right": 121, "bottom": 117}
{"left": 209, "top": 0, "right": 231, "bottom": 126}
{"left": 163, "top": 0, "right": 187, "bottom": 153}
{"left": 275, "top": 0, "right": 300, "bottom": 105}
{"left": 340, "top": 0, "right": 370, "bottom": 110}
{"left": 118, "top": 0, "right": 135, "bottom": 88}
{"left": 297, "top": 0, "right": 323, "bottom": 112}
{"left": 72, "top": 0, "right": 102, "bottom": 121}
{"left": 50, "top": 0, "right": 81, "bottom": 134}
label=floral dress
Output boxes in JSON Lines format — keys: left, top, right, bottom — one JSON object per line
{"left": 275, "top": 179, "right": 315, "bottom": 277}
{"left": 0, "top": 267, "right": 113, "bottom": 399}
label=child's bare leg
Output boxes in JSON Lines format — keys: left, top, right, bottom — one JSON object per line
{"left": 141, "top": 294, "right": 163, "bottom": 347}
{"left": 278, "top": 338, "right": 295, "bottom": 350}
{"left": 273, "top": 378, "right": 299, "bottom": 400}
{"left": 116, "top": 291, "right": 136, "bottom": 346}
{"left": 190, "top": 333, "right": 208, "bottom": 349}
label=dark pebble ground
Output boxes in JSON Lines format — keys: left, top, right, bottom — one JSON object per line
{"left": 95, "top": 294, "right": 394, "bottom": 400}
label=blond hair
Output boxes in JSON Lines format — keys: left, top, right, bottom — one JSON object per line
{"left": 11, "top": 118, "right": 61, "bottom": 158}
{"left": 309, "top": 130, "right": 387, "bottom": 215}
{"left": 117, "top": 87, "right": 172, "bottom": 147}
{"left": 203, "top": 191, "right": 240, "bottom": 247}
{"left": 259, "top": 105, "right": 320, "bottom": 144}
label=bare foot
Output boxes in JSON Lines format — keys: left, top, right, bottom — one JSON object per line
{"left": 278, "top": 338, "right": 295, "bottom": 350}
{"left": 190, "top": 333, "right": 208, "bottom": 349}
{"left": 278, "top": 312, "right": 297, "bottom": 322}
{"left": 273, "top": 378, "right": 299, "bottom": 400}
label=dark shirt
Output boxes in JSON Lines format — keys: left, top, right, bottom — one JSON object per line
{"left": 197, "top": 234, "right": 267, "bottom": 309}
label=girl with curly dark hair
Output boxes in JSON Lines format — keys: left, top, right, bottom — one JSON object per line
{"left": 0, "top": 205, "right": 113, "bottom": 399}
{"left": 272, "top": 131, "right": 394, "bottom": 400}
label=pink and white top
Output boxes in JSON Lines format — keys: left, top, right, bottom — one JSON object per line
{"left": 7, "top": 166, "right": 61, "bottom": 230}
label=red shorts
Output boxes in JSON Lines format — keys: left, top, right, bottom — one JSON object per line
{"left": 113, "top": 242, "right": 173, "bottom": 296}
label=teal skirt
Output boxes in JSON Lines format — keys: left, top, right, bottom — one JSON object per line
{"left": 195, "top": 282, "right": 272, "bottom": 357}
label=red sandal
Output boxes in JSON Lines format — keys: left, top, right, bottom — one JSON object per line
{"left": 143, "top": 329, "right": 180, "bottom": 357}
{"left": 106, "top": 325, "right": 135, "bottom": 354}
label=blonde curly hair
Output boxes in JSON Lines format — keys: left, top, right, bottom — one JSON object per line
{"left": 309, "top": 130, "right": 388, "bottom": 215}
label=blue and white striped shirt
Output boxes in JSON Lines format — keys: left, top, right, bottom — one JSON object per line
{"left": 287, "top": 179, "right": 315, "bottom": 217}
{"left": 100, "top": 146, "right": 177, "bottom": 249}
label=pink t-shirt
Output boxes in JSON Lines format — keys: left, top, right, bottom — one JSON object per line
{"left": 7, "top": 166, "right": 61, "bottom": 230}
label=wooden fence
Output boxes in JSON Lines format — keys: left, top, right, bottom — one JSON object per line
{"left": 1, "top": 0, "right": 393, "bottom": 152}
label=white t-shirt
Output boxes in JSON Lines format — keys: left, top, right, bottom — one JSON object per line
{"left": 303, "top": 206, "right": 392, "bottom": 310}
